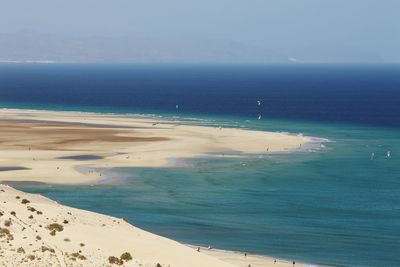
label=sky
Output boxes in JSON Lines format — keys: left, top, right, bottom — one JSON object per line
{"left": 0, "top": 0, "right": 399, "bottom": 63}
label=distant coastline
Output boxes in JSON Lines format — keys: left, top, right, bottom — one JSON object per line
{"left": 0, "top": 60, "right": 57, "bottom": 64}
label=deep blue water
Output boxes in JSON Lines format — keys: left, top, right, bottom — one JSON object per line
{"left": 1, "top": 64, "right": 400, "bottom": 267}
{"left": 0, "top": 64, "right": 400, "bottom": 127}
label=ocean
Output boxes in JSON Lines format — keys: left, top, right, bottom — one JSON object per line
{"left": 1, "top": 64, "right": 399, "bottom": 266}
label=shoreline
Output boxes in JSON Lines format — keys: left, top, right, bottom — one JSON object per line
{"left": 186, "top": 245, "right": 324, "bottom": 267}
{"left": 0, "top": 184, "right": 235, "bottom": 267}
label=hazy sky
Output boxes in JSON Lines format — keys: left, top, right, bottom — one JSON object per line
{"left": 1, "top": 0, "right": 399, "bottom": 62}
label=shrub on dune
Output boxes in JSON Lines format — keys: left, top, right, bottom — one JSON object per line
{"left": 108, "top": 256, "right": 123, "bottom": 265}
{"left": 21, "top": 199, "right": 30, "bottom": 204}
{"left": 120, "top": 252, "right": 133, "bottom": 261}
{"left": 46, "top": 223, "right": 64, "bottom": 232}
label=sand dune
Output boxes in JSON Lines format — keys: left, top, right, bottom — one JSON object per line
{"left": 0, "top": 184, "right": 235, "bottom": 267}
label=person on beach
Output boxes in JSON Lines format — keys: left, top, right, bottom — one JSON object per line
{"left": 293, "top": 260, "right": 296, "bottom": 266}
{"left": 197, "top": 247, "right": 200, "bottom": 252}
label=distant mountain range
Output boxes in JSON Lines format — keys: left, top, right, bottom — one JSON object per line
{"left": 0, "top": 30, "right": 388, "bottom": 64}
{"left": 0, "top": 30, "right": 287, "bottom": 64}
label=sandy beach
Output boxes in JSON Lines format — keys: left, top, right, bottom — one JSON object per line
{"left": 0, "top": 108, "right": 311, "bottom": 184}
{"left": 0, "top": 184, "right": 312, "bottom": 267}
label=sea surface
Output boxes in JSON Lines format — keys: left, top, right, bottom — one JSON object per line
{"left": 1, "top": 64, "right": 399, "bottom": 267}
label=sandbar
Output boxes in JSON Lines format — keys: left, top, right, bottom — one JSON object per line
{"left": 0, "top": 108, "right": 312, "bottom": 184}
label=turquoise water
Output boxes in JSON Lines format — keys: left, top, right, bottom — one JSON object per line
{"left": 15, "top": 115, "right": 400, "bottom": 267}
